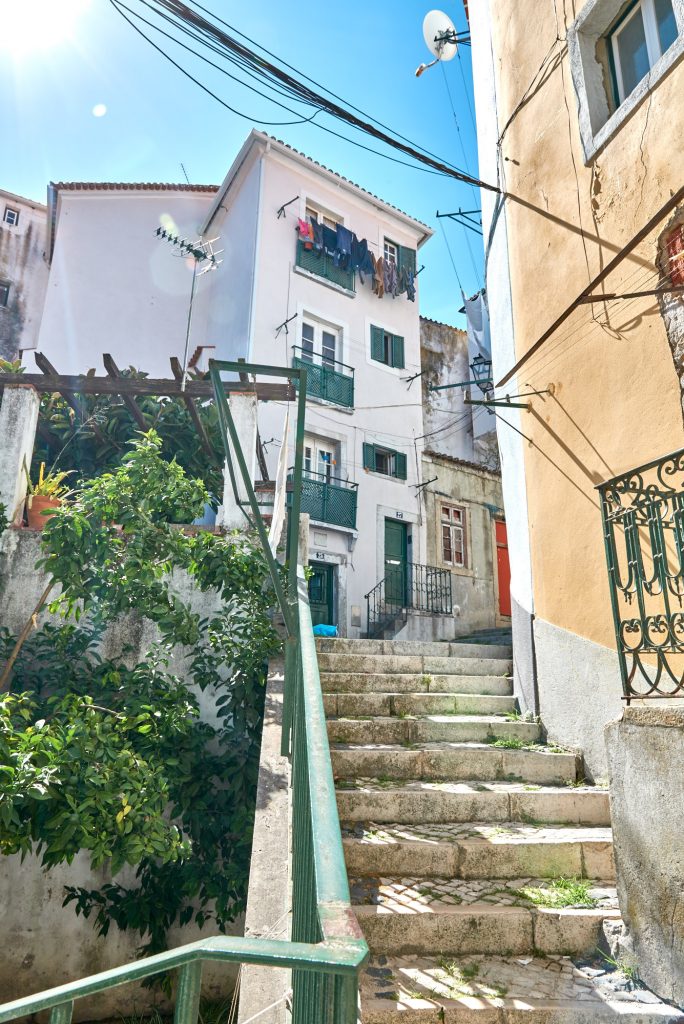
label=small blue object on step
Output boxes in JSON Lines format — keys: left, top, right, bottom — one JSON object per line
{"left": 313, "top": 624, "right": 338, "bottom": 637}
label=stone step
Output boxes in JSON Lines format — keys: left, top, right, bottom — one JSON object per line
{"left": 360, "top": 954, "right": 683, "bottom": 1021}
{"left": 315, "top": 638, "right": 513, "bottom": 660}
{"left": 332, "top": 742, "right": 579, "bottom": 786}
{"left": 317, "top": 653, "right": 512, "bottom": 677}
{"left": 327, "top": 716, "right": 540, "bottom": 746}
{"left": 323, "top": 692, "right": 516, "bottom": 717}
{"left": 321, "top": 674, "right": 514, "bottom": 697}
{"left": 336, "top": 781, "right": 611, "bottom": 827}
{"left": 342, "top": 822, "right": 614, "bottom": 880}
{"left": 351, "top": 876, "right": 619, "bottom": 957}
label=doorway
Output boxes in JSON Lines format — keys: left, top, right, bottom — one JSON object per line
{"left": 308, "top": 562, "right": 335, "bottom": 626}
{"left": 384, "top": 518, "right": 408, "bottom": 606}
{"left": 495, "top": 520, "right": 511, "bottom": 617}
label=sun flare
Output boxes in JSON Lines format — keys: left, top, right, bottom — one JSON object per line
{"left": 0, "top": 0, "right": 91, "bottom": 57}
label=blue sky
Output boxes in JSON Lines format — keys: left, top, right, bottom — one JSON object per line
{"left": 1, "top": 0, "right": 483, "bottom": 327}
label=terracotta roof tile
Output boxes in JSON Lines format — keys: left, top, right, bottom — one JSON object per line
{"left": 423, "top": 448, "right": 501, "bottom": 476}
{"left": 51, "top": 181, "right": 219, "bottom": 193}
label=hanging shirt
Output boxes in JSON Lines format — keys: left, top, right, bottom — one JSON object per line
{"left": 310, "top": 217, "right": 324, "bottom": 253}
{"left": 374, "top": 256, "right": 385, "bottom": 298}
{"left": 334, "top": 224, "right": 353, "bottom": 269}
{"left": 322, "top": 224, "right": 337, "bottom": 255}
{"left": 297, "top": 218, "right": 314, "bottom": 249}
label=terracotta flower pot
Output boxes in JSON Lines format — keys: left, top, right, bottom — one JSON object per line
{"left": 27, "top": 495, "right": 62, "bottom": 530}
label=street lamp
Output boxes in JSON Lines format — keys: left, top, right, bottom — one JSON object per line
{"left": 469, "top": 355, "right": 493, "bottom": 396}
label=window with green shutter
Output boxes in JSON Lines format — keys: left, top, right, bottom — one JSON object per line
{"left": 397, "top": 245, "right": 416, "bottom": 277}
{"left": 370, "top": 325, "right": 405, "bottom": 369}
{"left": 362, "top": 442, "right": 408, "bottom": 480}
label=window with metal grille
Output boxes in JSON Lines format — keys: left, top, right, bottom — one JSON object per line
{"left": 607, "top": 0, "right": 678, "bottom": 105}
{"left": 441, "top": 504, "right": 466, "bottom": 567}
{"left": 0, "top": 281, "right": 10, "bottom": 307}
{"left": 370, "top": 325, "right": 405, "bottom": 369}
{"left": 362, "top": 442, "right": 407, "bottom": 480}
{"left": 3, "top": 207, "right": 19, "bottom": 227}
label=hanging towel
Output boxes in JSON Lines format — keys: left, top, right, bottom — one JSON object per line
{"left": 322, "top": 223, "right": 337, "bottom": 255}
{"left": 297, "top": 218, "right": 314, "bottom": 249}
{"left": 374, "top": 256, "right": 385, "bottom": 298}
{"left": 334, "top": 224, "right": 353, "bottom": 269}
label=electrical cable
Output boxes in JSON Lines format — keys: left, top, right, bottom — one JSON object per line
{"left": 438, "top": 217, "right": 466, "bottom": 295}
{"left": 115, "top": 0, "right": 501, "bottom": 193}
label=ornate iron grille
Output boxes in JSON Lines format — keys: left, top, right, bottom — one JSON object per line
{"left": 292, "top": 349, "right": 354, "bottom": 408}
{"left": 295, "top": 239, "right": 355, "bottom": 292}
{"left": 598, "top": 447, "right": 684, "bottom": 701}
{"left": 365, "top": 563, "right": 453, "bottom": 639}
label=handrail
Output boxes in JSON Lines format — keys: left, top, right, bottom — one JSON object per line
{"left": 291, "top": 345, "right": 355, "bottom": 376}
{"left": 365, "top": 561, "right": 453, "bottom": 639}
{"left": 0, "top": 360, "right": 368, "bottom": 1024}
{"left": 289, "top": 466, "right": 359, "bottom": 490}
{"left": 595, "top": 445, "right": 684, "bottom": 490}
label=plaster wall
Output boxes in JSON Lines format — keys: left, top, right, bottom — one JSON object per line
{"left": 0, "top": 189, "right": 49, "bottom": 361}
{"left": 34, "top": 188, "right": 217, "bottom": 375}
{"left": 0, "top": 529, "right": 246, "bottom": 1013}
{"left": 419, "top": 317, "right": 474, "bottom": 462}
{"left": 422, "top": 451, "right": 506, "bottom": 636}
{"left": 217, "top": 140, "right": 430, "bottom": 637}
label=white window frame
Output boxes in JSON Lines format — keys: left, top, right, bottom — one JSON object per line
{"left": 305, "top": 200, "right": 342, "bottom": 231}
{"left": 384, "top": 238, "right": 398, "bottom": 265}
{"left": 568, "top": 0, "right": 684, "bottom": 162}
{"left": 304, "top": 435, "right": 340, "bottom": 483}
{"left": 3, "top": 207, "right": 19, "bottom": 227}
{"left": 610, "top": 0, "right": 676, "bottom": 103}
{"left": 300, "top": 315, "right": 342, "bottom": 369}
{"left": 441, "top": 503, "right": 466, "bottom": 568}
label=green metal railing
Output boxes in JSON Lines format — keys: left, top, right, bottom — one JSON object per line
{"left": 598, "top": 446, "right": 684, "bottom": 702}
{"left": 295, "top": 239, "right": 355, "bottom": 292}
{"left": 292, "top": 347, "right": 354, "bottom": 408}
{"left": 289, "top": 469, "right": 358, "bottom": 529}
{"left": 0, "top": 360, "right": 367, "bottom": 1024}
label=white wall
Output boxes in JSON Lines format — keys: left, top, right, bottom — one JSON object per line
{"left": 0, "top": 189, "right": 49, "bottom": 361}
{"left": 34, "top": 189, "right": 217, "bottom": 376}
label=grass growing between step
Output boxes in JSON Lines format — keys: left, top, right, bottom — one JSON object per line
{"left": 515, "top": 877, "right": 599, "bottom": 909}
{"left": 437, "top": 958, "right": 508, "bottom": 1000}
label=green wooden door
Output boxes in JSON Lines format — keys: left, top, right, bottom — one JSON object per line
{"left": 308, "top": 562, "right": 335, "bottom": 626}
{"left": 384, "top": 519, "right": 408, "bottom": 605}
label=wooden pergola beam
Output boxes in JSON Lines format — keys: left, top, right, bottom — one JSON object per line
{"left": 169, "top": 356, "right": 216, "bottom": 458}
{"left": 34, "top": 352, "right": 108, "bottom": 445}
{"left": 103, "top": 354, "right": 148, "bottom": 430}
{"left": 0, "top": 373, "right": 295, "bottom": 402}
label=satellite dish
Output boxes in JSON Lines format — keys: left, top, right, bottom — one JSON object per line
{"left": 423, "top": 9, "right": 458, "bottom": 61}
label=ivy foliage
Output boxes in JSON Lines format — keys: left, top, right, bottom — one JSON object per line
{"left": 0, "top": 432, "right": 281, "bottom": 954}
{"left": 30, "top": 369, "right": 225, "bottom": 502}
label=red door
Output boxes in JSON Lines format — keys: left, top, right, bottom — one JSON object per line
{"left": 495, "top": 521, "right": 511, "bottom": 617}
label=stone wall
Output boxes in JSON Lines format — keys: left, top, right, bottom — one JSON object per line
{"left": 605, "top": 707, "right": 684, "bottom": 1006}
{"left": 0, "top": 527, "right": 242, "bottom": 1017}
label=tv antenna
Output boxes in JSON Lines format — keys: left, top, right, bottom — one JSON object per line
{"left": 416, "top": 9, "right": 470, "bottom": 77}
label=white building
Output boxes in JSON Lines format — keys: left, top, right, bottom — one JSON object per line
{"left": 28, "top": 132, "right": 434, "bottom": 637}
{"left": 0, "top": 189, "right": 49, "bottom": 362}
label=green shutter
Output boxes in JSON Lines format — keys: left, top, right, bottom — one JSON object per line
{"left": 398, "top": 245, "right": 416, "bottom": 276}
{"left": 363, "top": 443, "right": 376, "bottom": 470}
{"left": 370, "top": 325, "right": 384, "bottom": 363}
{"left": 395, "top": 451, "right": 408, "bottom": 480}
{"left": 391, "top": 334, "right": 405, "bottom": 369}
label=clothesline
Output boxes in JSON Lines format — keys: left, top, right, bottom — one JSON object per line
{"left": 296, "top": 216, "right": 417, "bottom": 302}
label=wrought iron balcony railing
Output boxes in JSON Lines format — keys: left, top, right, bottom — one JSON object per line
{"left": 289, "top": 469, "right": 358, "bottom": 530}
{"left": 295, "top": 238, "right": 355, "bottom": 292}
{"left": 292, "top": 347, "right": 355, "bottom": 409}
{"left": 598, "top": 447, "right": 684, "bottom": 701}
{"left": 365, "top": 562, "right": 453, "bottom": 639}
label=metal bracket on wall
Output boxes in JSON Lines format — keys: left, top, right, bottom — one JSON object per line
{"left": 465, "top": 384, "right": 554, "bottom": 411}
{"left": 277, "top": 195, "right": 299, "bottom": 218}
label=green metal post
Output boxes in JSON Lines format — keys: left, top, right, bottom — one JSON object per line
{"left": 174, "top": 962, "right": 203, "bottom": 1024}
{"left": 49, "top": 1003, "right": 73, "bottom": 1024}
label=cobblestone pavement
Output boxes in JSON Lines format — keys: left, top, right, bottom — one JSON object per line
{"left": 362, "top": 954, "right": 670, "bottom": 1010}
{"left": 342, "top": 820, "right": 613, "bottom": 844}
{"left": 349, "top": 876, "right": 618, "bottom": 910}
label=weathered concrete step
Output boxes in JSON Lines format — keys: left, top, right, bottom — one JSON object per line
{"left": 354, "top": 899, "right": 619, "bottom": 957}
{"left": 327, "top": 716, "right": 540, "bottom": 746}
{"left": 342, "top": 822, "right": 614, "bottom": 880}
{"left": 317, "top": 653, "right": 512, "bottom": 677}
{"left": 332, "top": 742, "right": 579, "bottom": 786}
{"left": 321, "top": 674, "right": 513, "bottom": 697}
{"left": 336, "top": 781, "right": 611, "bottom": 826}
{"left": 361, "top": 954, "right": 683, "bottom": 1021}
{"left": 315, "top": 638, "right": 512, "bottom": 660}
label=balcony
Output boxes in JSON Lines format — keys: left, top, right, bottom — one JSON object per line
{"left": 288, "top": 469, "right": 358, "bottom": 530}
{"left": 292, "top": 347, "right": 354, "bottom": 409}
{"left": 294, "top": 238, "right": 355, "bottom": 292}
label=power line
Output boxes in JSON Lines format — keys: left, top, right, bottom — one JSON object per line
{"left": 113, "top": 0, "right": 501, "bottom": 194}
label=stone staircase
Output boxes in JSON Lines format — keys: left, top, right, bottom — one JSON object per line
{"left": 317, "top": 637, "right": 683, "bottom": 1022}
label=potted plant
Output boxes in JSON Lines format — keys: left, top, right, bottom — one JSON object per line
{"left": 26, "top": 463, "right": 72, "bottom": 530}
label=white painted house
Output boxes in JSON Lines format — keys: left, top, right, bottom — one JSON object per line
{"left": 27, "top": 131, "right": 434, "bottom": 637}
